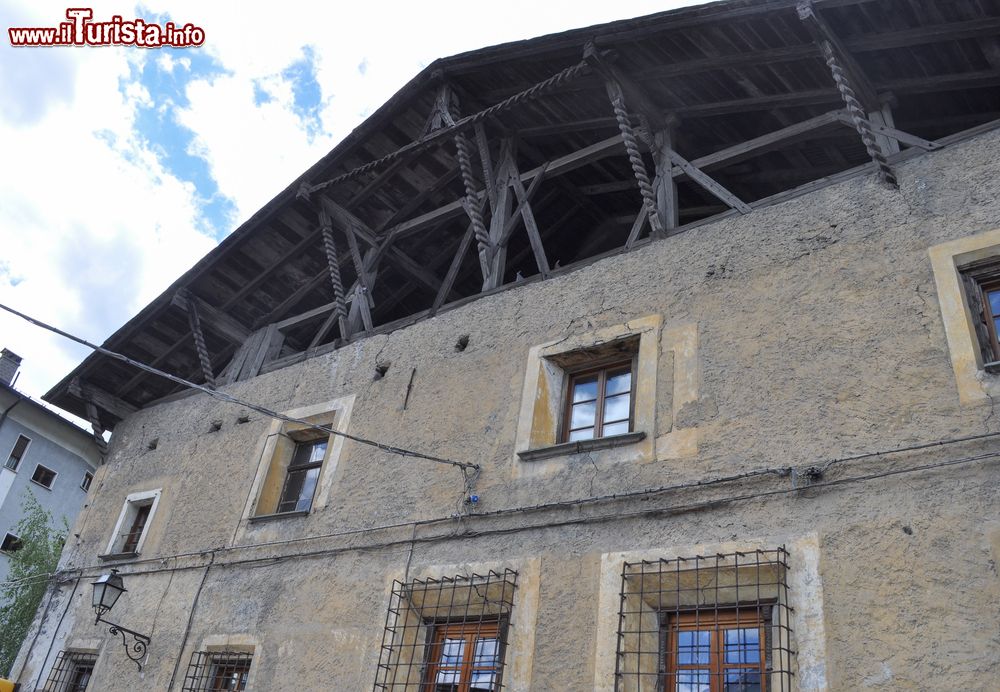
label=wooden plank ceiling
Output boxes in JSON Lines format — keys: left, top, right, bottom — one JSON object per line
{"left": 46, "top": 0, "right": 1000, "bottom": 431}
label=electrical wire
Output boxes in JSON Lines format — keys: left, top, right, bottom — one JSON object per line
{"left": 0, "top": 301, "right": 478, "bottom": 471}
{"left": 7, "top": 443, "right": 999, "bottom": 590}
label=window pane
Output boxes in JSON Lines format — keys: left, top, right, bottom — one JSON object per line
{"left": 603, "top": 393, "right": 630, "bottom": 423}
{"left": 724, "top": 670, "right": 761, "bottom": 691}
{"left": 606, "top": 370, "right": 631, "bottom": 395}
{"left": 470, "top": 670, "right": 497, "bottom": 690}
{"left": 291, "top": 440, "right": 327, "bottom": 467}
{"left": 473, "top": 638, "right": 499, "bottom": 666}
{"left": 294, "top": 467, "right": 321, "bottom": 512}
{"left": 989, "top": 289, "right": 1000, "bottom": 316}
{"left": 572, "top": 376, "right": 599, "bottom": 402}
{"left": 676, "top": 670, "right": 710, "bottom": 692}
{"left": 993, "top": 318, "right": 1000, "bottom": 346}
{"left": 602, "top": 421, "right": 630, "bottom": 437}
{"left": 724, "top": 628, "right": 760, "bottom": 664}
{"left": 567, "top": 427, "right": 594, "bottom": 442}
{"left": 438, "top": 638, "right": 466, "bottom": 668}
{"left": 571, "top": 401, "right": 596, "bottom": 429}
{"left": 677, "top": 630, "right": 710, "bottom": 664}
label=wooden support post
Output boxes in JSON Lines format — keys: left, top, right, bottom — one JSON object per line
{"left": 652, "top": 126, "right": 680, "bottom": 236}
{"left": 867, "top": 101, "right": 900, "bottom": 155}
{"left": 178, "top": 289, "right": 216, "bottom": 388}
{"left": 797, "top": 0, "right": 897, "bottom": 188}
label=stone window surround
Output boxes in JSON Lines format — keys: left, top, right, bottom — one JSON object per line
{"left": 929, "top": 227, "right": 1000, "bottom": 406}
{"left": 102, "top": 488, "right": 161, "bottom": 557}
{"left": 374, "top": 558, "right": 540, "bottom": 692}
{"left": 513, "top": 315, "right": 700, "bottom": 478}
{"left": 240, "top": 395, "right": 355, "bottom": 526}
{"left": 592, "top": 534, "right": 829, "bottom": 692}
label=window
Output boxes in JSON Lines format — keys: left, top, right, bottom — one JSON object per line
{"left": 425, "top": 621, "right": 503, "bottom": 692}
{"left": 1, "top": 532, "right": 22, "bottom": 553}
{"left": 960, "top": 260, "right": 1000, "bottom": 366}
{"left": 31, "top": 463, "right": 57, "bottom": 489}
{"left": 182, "top": 651, "right": 254, "bottom": 692}
{"left": 664, "top": 609, "right": 767, "bottom": 692}
{"left": 5, "top": 434, "right": 30, "bottom": 471}
{"left": 275, "top": 438, "right": 327, "bottom": 514}
{"left": 104, "top": 489, "right": 161, "bottom": 557}
{"left": 81, "top": 472, "right": 93, "bottom": 492}
{"left": 374, "top": 569, "right": 518, "bottom": 691}
{"left": 563, "top": 359, "right": 634, "bottom": 442}
{"left": 614, "top": 548, "right": 793, "bottom": 692}
{"left": 42, "top": 650, "right": 98, "bottom": 691}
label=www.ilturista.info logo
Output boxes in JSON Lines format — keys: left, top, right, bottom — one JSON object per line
{"left": 8, "top": 8, "right": 205, "bottom": 48}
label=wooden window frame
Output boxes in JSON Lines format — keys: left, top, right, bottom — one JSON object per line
{"left": 561, "top": 355, "right": 636, "bottom": 443}
{"left": 275, "top": 437, "right": 328, "bottom": 514}
{"left": 423, "top": 619, "right": 506, "bottom": 692}
{"left": 979, "top": 278, "right": 1000, "bottom": 363}
{"left": 103, "top": 489, "right": 161, "bottom": 558}
{"left": 662, "top": 607, "right": 769, "bottom": 692}
{"left": 120, "top": 503, "right": 152, "bottom": 554}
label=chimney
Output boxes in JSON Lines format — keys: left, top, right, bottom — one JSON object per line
{"left": 0, "top": 349, "right": 23, "bottom": 387}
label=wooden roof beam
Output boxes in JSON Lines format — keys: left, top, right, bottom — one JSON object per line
{"left": 171, "top": 289, "right": 251, "bottom": 345}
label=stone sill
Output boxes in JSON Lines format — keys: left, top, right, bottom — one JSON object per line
{"left": 247, "top": 510, "right": 310, "bottom": 524}
{"left": 98, "top": 551, "right": 139, "bottom": 562}
{"left": 517, "top": 431, "right": 646, "bottom": 462}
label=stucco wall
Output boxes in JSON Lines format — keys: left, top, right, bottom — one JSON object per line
{"left": 14, "top": 129, "right": 1000, "bottom": 690}
{"left": 0, "top": 395, "right": 98, "bottom": 584}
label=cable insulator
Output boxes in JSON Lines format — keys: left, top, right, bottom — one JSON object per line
{"left": 823, "top": 45, "right": 898, "bottom": 189}
{"left": 611, "top": 95, "right": 664, "bottom": 235}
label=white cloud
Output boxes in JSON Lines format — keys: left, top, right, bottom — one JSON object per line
{"left": 1, "top": 0, "right": 702, "bottom": 417}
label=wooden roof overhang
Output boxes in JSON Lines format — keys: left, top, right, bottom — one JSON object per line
{"left": 45, "top": 0, "right": 1000, "bottom": 432}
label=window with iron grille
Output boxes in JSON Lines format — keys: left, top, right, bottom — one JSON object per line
{"left": 181, "top": 651, "right": 254, "bottom": 691}
{"left": 5, "top": 434, "right": 30, "bottom": 471}
{"left": 615, "top": 547, "right": 793, "bottom": 692}
{"left": 42, "top": 650, "right": 97, "bottom": 691}
{"left": 374, "top": 569, "right": 518, "bottom": 691}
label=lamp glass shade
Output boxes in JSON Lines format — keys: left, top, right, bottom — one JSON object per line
{"left": 92, "top": 571, "right": 126, "bottom": 614}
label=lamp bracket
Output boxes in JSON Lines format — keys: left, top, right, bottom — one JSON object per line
{"left": 95, "top": 613, "right": 151, "bottom": 671}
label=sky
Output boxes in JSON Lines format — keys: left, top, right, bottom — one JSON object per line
{"left": 0, "top": 0, "right": 705, "bottom": 424}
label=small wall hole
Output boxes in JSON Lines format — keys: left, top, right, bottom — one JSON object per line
{"left": 147, "top": 438, "right": 159, "bottom": 450}
{"left": 374, "top": 362, "right": 391, "bottom": 380}
{"left": 455, "top": 335, "right": 470, "bottom": 352}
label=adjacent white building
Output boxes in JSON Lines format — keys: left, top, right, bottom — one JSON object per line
{"left": 0, "top": 349, "right": 101, "bottom": 583}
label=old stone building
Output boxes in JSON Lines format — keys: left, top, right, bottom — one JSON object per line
{"left": 11, "top": 0, "right": 1000, "bottom": 689}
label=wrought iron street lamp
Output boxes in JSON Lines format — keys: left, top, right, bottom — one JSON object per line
{"left": 91, "top": 570, "right": 151, "bottom": 671}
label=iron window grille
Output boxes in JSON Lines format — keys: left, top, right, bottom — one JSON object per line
{"left": 374, "top": 568, "right": 519, "bottom": 691}
{"left": 42, "top": 651, "right": 98, "bottom": 692}
{"left": 181, "top": 651, "right": 254, "bottom": 691}
{"left": 614, "top": 547, "right": 794, "bottom": 692}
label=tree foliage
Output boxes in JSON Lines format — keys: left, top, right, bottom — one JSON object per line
{"left": 0, "top": 492, "right": 66, "bottom": 676}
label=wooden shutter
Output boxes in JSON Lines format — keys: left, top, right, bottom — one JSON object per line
{"left": 962, "top": 274, "right": 995, "bottom": 361}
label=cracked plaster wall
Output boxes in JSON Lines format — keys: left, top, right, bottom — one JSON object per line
{"left": 13, "top": 129, "right": 1000, "bottom": 690}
